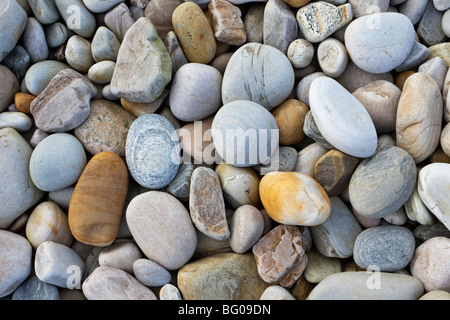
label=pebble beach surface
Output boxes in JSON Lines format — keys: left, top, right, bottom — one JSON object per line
{"left": 1, "top": 0, "right": 450, "bottom": 301}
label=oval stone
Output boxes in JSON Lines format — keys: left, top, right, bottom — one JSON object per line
{"left": 307, "top": 272, "right": 424, "bottom": 300}
{"left": 396, "top": 72, "right": 443, "bottom": 164}
{"left": 126, "top": 191, "right": 197, "bottom": 270}
{"left": 229, "top": 205, "right": 264, "bottom": 254}
{"left": 0, "top": 0, "right": 27, "bottom": 63}
{"left": 133, "top": 259, "right": 172, "bottom": 287}
{"left": 344, "top": 12, "right": 415, "bottom": 73}
{"left": 417, "top": 163, "right": 450, "bottom": 230}
{"left": 23, "top": 60, "right": 70, "bottom": 96}
{"left": 69, "top": 152, "right": 128, "bottom": 247}
{"left": 259, "top": 171, "right": 331, "bottom": 226}
{"left": 30, "top": 133, "right": 87, "bottom": 192}
{"left": 353, "top": 226, "right": 416, "bottom": 271}
{"left": 0, "top": 230, "right": 33, "bottom": 298}
{"left": 125, "top": 114, "right": 180, "bottom": 189}
{"left": 211, "top": 100, "right": 279, "bottom": 167}
{"left": 222, "top": 43, "right": 294, "bottom": 111}
{"left": 349, "top": 146, "right": 417, "bottom": 218}
{"left": 309, "top": 76, "right": 378, "bottom": 158}
{"left": 0, "top": 128, "right": 44, "bottom": 228}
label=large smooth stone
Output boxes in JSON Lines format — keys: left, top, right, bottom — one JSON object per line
{"left": 310, "top": 197, "right": 362, "bottom": 259}
{"left": 211, "top": 100, "right": 279, "bottom": 167}
{"left": 221, "top": 42, "right": 295, "bottom": 111}
{"left": 0, "top": 128, "right": 43, "bottom": 228}
{"left": 396, "top": 72, "right": 443, "bottom": 164}
{"left": 24, "top": 60, "right": 70, "bottom": 96}
{"left": 309, "top": 76, "right": 378, "bottom": 158}
{"left": 0, "top": 0, "right": 27, "bottom": 63}
{"left": 74, "top": 99, "right": 136, "bottom": 158}
{"left": 353, "top": 226, "right": 415, "bottom": 271}
{"left": 126, "top": 191, "right": 197, "bottom": 270}
{"left": 259, "top": 171, "right": 331, "bottom": 226}
{"left": 69, "top": 152, "right": 129, "bottom": 247}
{"left": 177, "top": 253, "right": 269, "bottom": 300}
{"left": 83, "top": 0, "right": 125, "bottom": 13}
{"left": 189, "top": 167, "right": 229, "bottom": 240}
{"left": 344, "top": 12, "right": 415, "bottom": 73}
{"left": 125, "top": 114, "right": 180, "bottom": 189}
{"left": 349, "top": 146, "right": 417, "bottom": 219}
{"left": 307, "top": 272, "right": 424, "bottom": 300}
{"left": 110, "top": 17, "right": 172, "bottom": 104}
{"left": 0, "top": 230, "right": 33, "bottom": 298}
{"left": 417, "top": 163, "right": 450, "bottom": 230}
{"left": 82, "top": 266, "right": 156, "bottom": 300}
{"left": 29, "top": 133, "right": 87, "bottom": 192}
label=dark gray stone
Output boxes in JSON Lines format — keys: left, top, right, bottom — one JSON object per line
{"left": 395, "top": 41, "right": 431, "bottom": 72}
{"left": 2, "top": 46, "right": 31, "bottom": 81}
{"left": 165, "top": 162, "right": 195, "bottom": 201}
{"left": 417, "top": 0, "right": 446, "bottom": 46}
{"left": 303, "top": 111, "right": 334, "bottom": 150}
{"left": 353, "top": 226, "right": 416, "bottom": 271}
{"left": 12, "top": 276, "right": 60, "bottom": 300}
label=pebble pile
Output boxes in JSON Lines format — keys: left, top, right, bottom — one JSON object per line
{"left": 1, "top": 0, "right": 450, "bottom": 301}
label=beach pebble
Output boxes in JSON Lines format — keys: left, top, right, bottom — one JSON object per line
{"left": 29, "top": 133, "right": 86, "bottom": 193}
{"left": 30, "top": 68, "right": 97, "bottom": 133}
{"left": 48, "top": 186, "right": 74, "bottom": 210}
{"left": 296, "top": 72, "right": 326, "bottom": 107}
{"left": 2, "top": 46, "right": 30, "bottom": 82}
{"left": 98, "top": 241, "right": 142, "bottom": 274}
{"left": 28, "top": 0, "right": 61, "bottom": 25}
{"left": 144, "top": 0, "right": 181, "bottom": 42}
{"left": 82, "top": 266, "right": 156, "bottom": 300}
{"left": 396, "top": 72, "right": 443, "bottom": 164}
{"left": 417, "top": 1, "right": 446, "bottom": 46}
{"left": 352, "top": 80, "right": 401, "bottom": 134}
{"left": 212, "top": 100, "right": 279, "bottom": 167}
{"left": 304, "top": 248, "right": 342, "bottom": 283}
{"left": 271, "top": 99, "right": 309, "bottom": 146}
{"left": 293, "top": 142, "right": 328, "bottom": 178}
{"left": 253, "top": 225, "right": 308, "bottom": 288}
{"left": 314, "top": 149, "right": 358, "bottom": 197}
{"left": 170, "top": 63, "right": 222, "bottom": 122}
{"left": 104, "top": 3, "right": 135, "bottom": 42}
{"left": 410, "top": 237, "right": 450, "bottom": 292}
{"left": 310, "top": 197, "right": 363, "bottom": 258}
{"left": 253, "top": 146, "right": 298, "bottom": 174}
{"left": 24, "top": 60, "right": 70, "bottom": 96}
{"left": 260, "top": 285, "right": 296, "bottom": 300}
{"left": 303, "top": 111, "right": 334, "bottom": 149}
{"left": 22, "top": 17, "right": 49, "bottom": 64}
{"left": 0, "top": 230, "right": 33, "bottom": 298}
{"left": 348, "top": 0, "right": 389, "bottom": 17}
{"left": 420, "top": 290, "right": 450, "bottom": 300}
{"left": 165, "top": 163, "right": 194, "bottom": 202}
{"left": 296, "top": 2, "right": 352, "bottom": 43}
{"left": 0, "top": 128, "right": 44, "bottom": 229}
{"left": 229, "top": 205, "right": 264, "bottom": 253}
{"left": 309, "top": 76, "right": 378, "bottom": 158}
{"left": 126, "top": 191, "right": 197, "bottom": 270}
{"left": 443, "top": 10, "right": 450, "bottom": 37}
{"left": 345, "top": 12, "right": 415, "bottom": 73}
{"left": 317, "top": 38, "right": 348, "bottom": 78}
{"left": 74, "top": 99, "right": 136, "bottom": 158}
{"left": 88, "top": 61, "right": 116, "bottom": 84}
{"left": 35, "top": 241, "right": 85, "bottom": 288}
{"left": 398, "top": 0, "right": 428, "bottom": 25}
{"left": 12, "top": 276, "right": 59, "bottom": 300}
{"left": 172, "top": 2, "right": 216, "bottom": 64}
{"left": 417, "top": 163, "right": 450, "bottom": 230}
{"left": 0, "top": 0, "right": 27, "bottom": 63}
{"left": 243, "top": 3, "right": 265, "bottom": 43}
{"left": 91, "top": 26, "right": 120, "bottom": 62}
{"left": 55, "top": 0, "right": 97, "bottom": 38}
{"left": 133, "top": 259, "right": 171, "bottom": 287}
{"left": 418, "top": 57, "right": 447, "bottom": 91}
{"left": 160, "top": 284, "right": 182, "bottom": 300}
{"left": 178, "top": 253, "right": 269, "bottom": 299}
{"left": 0, "top": 65, "right": 19, "bottom": 112}
{"left": 69, "top": 152, "right": 128, "bottom": 247}
{"left": 395, "top": 41, "right": 431, "bottom": 73}
{"left": 25, "top": 201, "right": 73, "bottom": 250}
{"left": 110, "top": 17, "right": 172, "bottom": 104}
{"left": 221, "top": 43, "right": 295, "bottom": 111}
{"left": 0, "top": 112, "right": 32, "bottom": 132}
{"left": 287, "top": 39, "right": 315, "bottom": 69}
{"left": 189, "top": 167, "right": 229, "bottom": 240}
{"left": 263, "top": 0, "right": 297, "bottom": 54}
{"left": 442, "top": 123, "right": 450, "bottom": 157}
{"left": 83, "top": 0, "right": 125, "bottom": 13}
{"left": 215, "top": 163, "right": 261, "bottom": 209}
{"left": 428, "top": 42, "right": 450, "bottom": 68}
{"left": 125, "top": 114, "right": 180, "bottom": 189}
{"left": 405, "top": 181, "right": 435, "bottom": 225}
{"left": 209, "top": 0, "right": 246, "bottom": 46}
{"left": 307, "top": 271, "right": 424, "bottom": 300}
{"left": 353, "top": 226, "right": 415, "bottom": 271}
{"left": 349, "top": 146, "right": 417, "bottom": 219}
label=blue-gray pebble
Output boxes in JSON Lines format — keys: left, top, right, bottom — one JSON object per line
{"left": 12, "top": 276, "right": 60, "bottom": 300}
{"left": 126, "top": 114, "right": 180, "bottom": 189}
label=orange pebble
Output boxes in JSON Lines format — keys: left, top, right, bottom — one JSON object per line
{"left": 14, "top": 93, "right": 36, "bottom": 114}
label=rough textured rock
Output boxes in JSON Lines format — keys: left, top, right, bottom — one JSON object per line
{"left": 209, "top": 0, "right": 246, "bottom": 45}
{"left": 263, "top": 0, "right": 297, "bottom": 54}
{"left": 253, "top": 225, "right": 308, "bottom": 288}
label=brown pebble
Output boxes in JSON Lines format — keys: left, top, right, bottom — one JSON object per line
{"left": 395, "top": 70, "right": 415, "bottom": 90}
{"left": 14, "top": 93, "right": 35, "bottom": 114}
{"left": 271, "top": 99, "right": 309, "bottom": 145}
{"left": 208, "top": 0, "right": 246, "bottom": 46}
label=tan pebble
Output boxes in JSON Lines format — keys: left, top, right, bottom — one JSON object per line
{"left": 314, "top": 149, "right": 358, "bottom": 197}
{"left": 172, "top": 2, "right": 216, "bottom": 64}
{"left": 394, "top": 70, "right": 415, "bottom": 90}
{"left": 271, "top": 99, "right": 309, "bottom": 145}
{"left": 291, "top": 275, "right": 316, "bottom": 300}
{"left": 120, "top": 90, "right": 168, "bottom": 118}
{"left": 259, "top": 171, "right": 331, "bottom": 226}
{"left": 429, "top": 42, "right": 450, "bottom": 68}
{"left": 229, "top": 205, "right": 264, "bottom": 253}
{"left": 430, "top": 147, "right": 450, "bottom": 163}
{"left": 14, "top": 93, "right": 35, "bottom": 114}
{"left": 208, "top": 0, "right": 246, "bottom": 45}
{"left": 283, "top": 0, "right": 310, "bottom": 8}
{"left": 441, "top": 123, "right": 450, "bottom": 158}
{"left": 419, "top": 290, "right": 450, "bottom": 300}
{"left": 26, "top": 201, "right": 73, "bottom": 250}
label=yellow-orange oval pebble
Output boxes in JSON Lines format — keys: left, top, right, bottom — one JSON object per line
{"left": 14, "top": 92, "right": 36, "bottom": 114}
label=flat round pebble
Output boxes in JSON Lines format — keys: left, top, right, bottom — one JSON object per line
{"left": 125, "top": 114, "right": 180, "bottom": 189}
{"left": 317, "top": 37, "right": 348, "bottom": 78}
{"left": 353, "top": 226, "right": 416, "bottom": 272}
{"left": 133, "top": 259, "right": 172, "bottom": 287}
{"left": 30, "top": 133, "right": 87, "bottom": 192}
{"left": 287, "top": 39, "right": 315, "bottom": 69}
